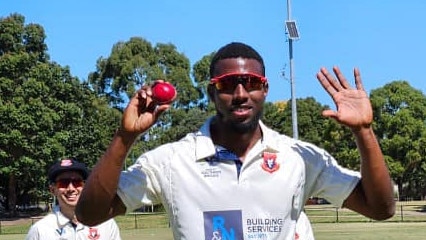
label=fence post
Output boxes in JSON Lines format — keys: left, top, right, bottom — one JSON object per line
{"left": 400, "top": 205, "right": 404, "bottom": 222}
{"left": 134, "top": 213, "right": 138, "bottom": 229}
{"left": 336, "top": 207, "right": 339, "bottom": 223}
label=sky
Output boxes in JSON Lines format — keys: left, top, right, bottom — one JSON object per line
{"left": 1, "top": 0, "right": 426, "bottom": 107}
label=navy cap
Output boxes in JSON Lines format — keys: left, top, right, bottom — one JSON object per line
{"left": 48, "top": 158, "right": 89, "bottom": 182}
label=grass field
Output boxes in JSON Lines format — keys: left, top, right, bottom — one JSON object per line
{"left": 2, "top": 202, "right": 426, "bottom": 239}
{"left": 2, "top": 222, "right": 426, "bottom": 240}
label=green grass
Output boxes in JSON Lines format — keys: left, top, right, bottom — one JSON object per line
{"left": 0, "top": 222, "right": 32, "bottom": 235}
{"left": 2, "top": 201, "right": 426, "bottom": 239}
{"left": 3, "top": 222, "right": 426, "bottom": 240}
{"left": 313, "top": 222, "right": 426, "bottom": 240}
{"left": 304, "top": 201, "right": 426, "bottom": 223}
{"left": 114, "top": 212, "right": 170, "bottom": 230}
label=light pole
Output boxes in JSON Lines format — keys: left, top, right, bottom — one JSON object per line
{"left": 285, "top": 0, "right": 300, "bottom": 139}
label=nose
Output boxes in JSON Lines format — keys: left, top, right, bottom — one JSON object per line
{"left": 65, "top": 182, "right": 78, "bottom": 190}
{"left": 233, "top": 83, "right": 249, "bottom": 99}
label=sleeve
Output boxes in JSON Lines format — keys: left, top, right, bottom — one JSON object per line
{"left": 295, "top": 211, "right": 315, "bottom": 240}
{"left": 117, "top": 142, "right": 175, "bottom": 213}
{"left": 25, "top": 225, "right": 41, "bottom": 240}
{"left": 108, "top": 219, "right": 122, "bottom": 240}
{"left": 303, "top": 144, "right": 361, "bottom": 208}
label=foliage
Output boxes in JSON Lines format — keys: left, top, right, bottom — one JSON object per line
{"left": 87, "top": 37, "right": 213, "bottom": 158}
{"left": 370, "top": 81, "right": 426, "bottom": 199}
{"left": 263, "top": 97, "right": 360, "bottom": 171}
{"left": 88, "top": 37, "right": 202, "bottom": 110}
{"left": 2, "top": 12, "right": 426, "bottom": 214}
{"left": 0, "top": 13, "right": 119, "bottom": 216}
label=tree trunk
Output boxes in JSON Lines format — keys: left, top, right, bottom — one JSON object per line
{"left": 7, "top": 173, "right": 17, "bottom": 217}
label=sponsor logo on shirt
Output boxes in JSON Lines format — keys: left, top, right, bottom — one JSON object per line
{"left": 201, "top": 166, "right": 222, "bottom": 178}
{"left": 246, "top": 217, "right": 284, "bottom": 236}
{"left": 204, "top": 210, "right": 243, "bottom": 240}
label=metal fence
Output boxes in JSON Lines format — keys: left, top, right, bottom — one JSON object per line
{"left": 1, "top": 202, "right": 426, "bottom": 234}
{"left": 304, "top": 202, "right": 426, "bottom": 223}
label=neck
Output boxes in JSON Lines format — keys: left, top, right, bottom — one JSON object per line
{"left": 60, "top": 206, "right": 78, "bottom": 224}
{"left": 210, "top": 117, "right": 262, "bottom": 160}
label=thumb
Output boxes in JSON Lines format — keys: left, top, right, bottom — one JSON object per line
{"left": 322, "top": 109, "right": 337, "bottom": 118}
{"left": 154, "top": 104, "right": 171, "bottom": 118}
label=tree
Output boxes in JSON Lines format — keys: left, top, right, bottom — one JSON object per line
{"left": 263, "top": 97, "right": 362, "bottom": 170}
{"left": 192, "top": 53, "right": 215, "bottom": 110}
{"left": 87, "top": 37, "right": 211, "bottom": 157}
{"left": 370, "top": 81, "right": 426, "bottom": 200}
{"left": 88, "top": 37, "right": 202, "bottom": 110}
{"left": 263, "top": 97, "right": 330, "bottom": 145}
{"left": 0, "top": 13, "right": 119, "bottom": 216}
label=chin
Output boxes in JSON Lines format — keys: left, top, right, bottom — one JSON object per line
{"left": 61, "top": 198, "right": 79, "bottom": 206}
{"left": 230, "top": 118, "right": 258, "bottom": 133}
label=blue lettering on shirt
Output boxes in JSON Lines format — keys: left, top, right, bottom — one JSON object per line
{"left": 204, "top": 210, "right": 243, "bottom": 240}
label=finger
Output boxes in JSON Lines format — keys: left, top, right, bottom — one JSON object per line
{"left": 317, "top": 68, "right": 340, "bottom": 95}
{"left": 321, "top": 67, "right": 344, "bottom": 91}
{"left": 136, "top": 89, "right": 147, "bottom": 105}
{"left": 149, "top": 104, "right": 171, "bottom": 123}
{"left": 155, "top": 104, "right": 171, "bottom": 116}
{"left": 136, "top": 89, "right": 156, "bottom": 113}
{"left": 317, "top": 71, "right": 337, "bottom": 95}
{"left": 353, "top": 67, "right": 364, "bottom": 91}
{"left": 146, "top": 101, "right": 158, "bottom": 113}
{"left": 153, "top": 79, "right": 165, "bottom": 84}
{"left": 322, "top": 109, "right": 337, "bottom": 119}
{"left": 332, "top": 66, "right": 351, "bottom": 89}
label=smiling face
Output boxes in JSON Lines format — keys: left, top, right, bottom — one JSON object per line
{"left": 209, "top": 57, "right": 268, "bottom": 133}
{"left": 50, "top": 171, "right": 85, "bottom": 210}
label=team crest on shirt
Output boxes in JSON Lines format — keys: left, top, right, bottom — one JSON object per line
{"left": 261, "top": 152, "right": 280, "bottom": 173}
{"left": 88, "top": 228, "right": 100, "bottom": 240}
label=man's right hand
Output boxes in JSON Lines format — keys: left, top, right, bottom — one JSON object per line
{"left": 121, "top": 81, "right": 175, "bottom": 135}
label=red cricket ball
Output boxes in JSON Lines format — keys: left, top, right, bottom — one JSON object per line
{"left": 152, "top": 82, "right": 177, "bottom": 104}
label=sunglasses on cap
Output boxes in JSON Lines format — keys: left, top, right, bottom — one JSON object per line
{"left": 210, "top": 72, "right": 267, "bottom": 92}
{"left": 55, "top": 178, "right": 85, "bottom": 188}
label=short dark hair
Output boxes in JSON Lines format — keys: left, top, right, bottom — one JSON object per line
{"left": 209, "top": 42, "right": 265, "bottom": 77}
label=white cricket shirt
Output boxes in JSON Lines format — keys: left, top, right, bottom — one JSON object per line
{"left": 25, "top": 206, "right": 121, "bottom": 240}
{"left": 295, "top": 211, "right": 314, "bottom": 240}
{"left": 118, "top": 117, "right": 360, "bottom": 239}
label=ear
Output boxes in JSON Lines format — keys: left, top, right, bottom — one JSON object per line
{"left": 263, "top": 82, "right": 269, "bottom": 96}
{"left": 49, "top": 184, "right": 55, "bottom": 194}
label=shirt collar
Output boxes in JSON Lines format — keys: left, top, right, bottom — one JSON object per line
{"left": 54, "top": 205, "right": 83, "bottom": 229}
{"left": 53, "top": 205, "right": 71, "bottom": 227}
{"left": 193, "top": 117, "right": 216, "bottom": 161}
{"left": 258, "top": 120, "right": 282, "bottom": 153}
{"left": 193, "top": 117, "right": 281, "bottom": 161}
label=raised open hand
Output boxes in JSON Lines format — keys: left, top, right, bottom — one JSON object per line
{"left": 316, "top": 66, "right": 372, "bottom": 131}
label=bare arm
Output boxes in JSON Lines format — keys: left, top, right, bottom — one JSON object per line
{"left": 316, "top": 66, "right": 395, "bottom": 220}
{"left": 76, "top": 82, "right": 175, "bottom": 226}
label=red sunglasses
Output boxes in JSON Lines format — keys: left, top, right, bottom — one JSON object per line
{"left": 55, "top": 178, "right": 85, "bottom": 188}
{"left": 210, "top": 72, "right": 267, "bottom": 92}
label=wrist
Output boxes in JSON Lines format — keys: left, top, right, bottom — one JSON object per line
{"left": 350, "top": 123, "right": 372, "bottom": 133}
{"left": 115, "top": 128, "right": 140, "bottom": 144}
{"left": 351, "top": 125, "right": 375, "bottom": 139}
